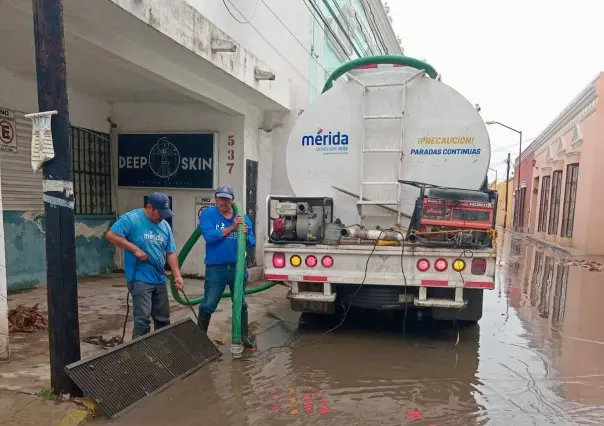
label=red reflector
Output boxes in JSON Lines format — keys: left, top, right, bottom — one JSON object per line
{"left": 273, "top": 253, "right": 286, "bottom": 268}
{"left": 264, "top": 274, "right": 289, "bottom": 281}
{"left": 303, "top": 275, "right": 328, "bottom": 282}
{"left": 305, "top": 255, "right": 318, "bottom": 267}
{"left": 465, "top": 281, "right": 494, "bottom": 289}
{"left": 471, "top": 258, "right": 487, "bottom": 275}
{"left": 434, "top": 258, "right": 448, "bottom": 272}
{"left": 421, "top": 280, "right": 448, "bottom": 287}
{"left": 321, "top": 255, "right": 334, "bottom": 268}
{"left": 417, "top": 258, "right": 430, "bottom": 272}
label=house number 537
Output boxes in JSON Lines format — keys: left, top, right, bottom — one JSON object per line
{"left": 226, "top": 134, "right": 235, "bottom": 174}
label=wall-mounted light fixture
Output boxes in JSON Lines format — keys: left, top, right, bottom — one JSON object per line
{"left": 211, "top": 38, "right": 237, "bottom": 53}
{"left": 254, "top": 67, "right": 275, "bottom": 81}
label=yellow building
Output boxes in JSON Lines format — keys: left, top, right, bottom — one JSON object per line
{"left": 490, "top": 179, "right": 514, "bottom": 228}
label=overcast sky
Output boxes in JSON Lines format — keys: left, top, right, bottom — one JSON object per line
{"left": 389, "top": 0, "right": 602, "bottom": 181}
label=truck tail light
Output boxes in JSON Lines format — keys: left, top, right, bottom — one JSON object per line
{"left": 273, "top": 252, "right": 286, "bottom": 268}
{"left": 471, "top": 258, "right": 487, "bottom": 275}
{"left": 434, "top": 258, "right": 448, "bottom": 272}
{"left": 305, "top": 255, "right": 318, "bottom": 268}
{"left": 452, "top": 259, "right": 466, "bottom": 272}
{"left": 321, "top": 255, "right": 334, "bottom": 268}
{"left": 417, "top": 258, "right": 430, "bottom": 272}
{"left": 290, "top": 255, "right": 302, "bottom": 267}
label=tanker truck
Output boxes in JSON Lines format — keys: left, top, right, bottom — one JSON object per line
{"left": 262, "top": 56, "right": 497, "bottom": 323}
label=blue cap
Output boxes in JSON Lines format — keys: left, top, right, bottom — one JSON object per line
{"left": 215, "top": 185, "right": 234, "bottom": 200}
{"left": 147, "top": 192, "right": 173, "bottom": 218}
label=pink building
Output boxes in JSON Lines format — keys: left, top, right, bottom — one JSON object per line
{"left": 515, "top": 73, "right": 604, "bottom": 254}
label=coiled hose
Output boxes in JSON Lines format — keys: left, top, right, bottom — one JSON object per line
{"left": 168, "top": 203, "right": 277, "bottom": 357}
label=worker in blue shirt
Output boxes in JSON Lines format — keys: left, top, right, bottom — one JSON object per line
{"left": 106, "top": 192, "right": 184, "bottom": 339}
{"left": 198, "top": 185, "right": 256, "bottom": 351}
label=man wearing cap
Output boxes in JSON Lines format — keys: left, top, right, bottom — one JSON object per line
{"left": 106, "top": 192, "right": 184, "bottom": 339}
{"left": 198, "top": 185, "right": 256, "bottom": 351}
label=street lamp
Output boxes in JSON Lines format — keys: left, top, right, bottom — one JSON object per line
{"left": 488, "top": 167, "right": 498, "bottom": 185}
{"left": 486, "top": 121, "right": 523, "bottom": 230}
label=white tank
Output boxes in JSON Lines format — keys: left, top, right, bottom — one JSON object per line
{"left": 285, "top": 65, "right": 491, "bottom": 228}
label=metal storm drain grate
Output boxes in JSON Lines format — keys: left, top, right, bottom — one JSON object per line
{"left": 65, "top": 318, "right": 222, "bottom": 419}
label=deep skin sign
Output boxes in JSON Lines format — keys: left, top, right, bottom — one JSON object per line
{"left": 118, "top": 133, "right": 215, "bottom": 189}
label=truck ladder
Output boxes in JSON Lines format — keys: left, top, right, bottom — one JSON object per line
{"left": 346, "top": 69, "right": 425, "bottom": 226}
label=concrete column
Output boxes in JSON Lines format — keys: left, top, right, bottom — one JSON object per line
{"left": 0, "top": 163, "right": 9, "bottom": 360}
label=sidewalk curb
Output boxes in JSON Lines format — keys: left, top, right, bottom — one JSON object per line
{"left": 57, "top": 398, "right": 100, "bottom": 426}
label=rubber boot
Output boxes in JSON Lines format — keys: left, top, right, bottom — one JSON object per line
{"left": 198, "top": 315, "right": 211, "bottom": 333}
{"left": 241, "top": 310, "right": 256, "bottom": 352}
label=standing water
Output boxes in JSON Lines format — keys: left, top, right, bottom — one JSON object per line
{"left": 97, "top": 232, "right": 604, "bottom": 425}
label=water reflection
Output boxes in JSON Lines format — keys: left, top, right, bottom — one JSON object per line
{"left": 501, "top": 235, "right": 604, "bottom": 413}
{"left": 96, "top": 232, "right": 604, "bottom": 426}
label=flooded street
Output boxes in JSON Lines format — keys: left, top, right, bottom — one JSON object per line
{"left": 97, "top": 233, "right": 604, "bottom": 425}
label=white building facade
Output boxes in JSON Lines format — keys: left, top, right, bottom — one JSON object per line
{"left": 0, "top": 0, "right": 402, "bottom": 288}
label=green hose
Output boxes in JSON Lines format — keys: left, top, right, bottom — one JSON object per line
{"left": 168, "top": 205, "right": 277, "bottom": 306}
{"left": 321, "top": 55, "right": 438, "bottom": 93}
{"left": 231, "top": 203, "right": 246, "bottom": 349}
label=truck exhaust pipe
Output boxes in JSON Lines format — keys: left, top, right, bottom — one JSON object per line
{"left": 408, "top": 232, "right": 417, "bottom": 243}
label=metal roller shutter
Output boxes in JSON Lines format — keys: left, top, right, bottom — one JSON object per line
{"left": 0, "top": 108, "right": 43, "bottom": 211}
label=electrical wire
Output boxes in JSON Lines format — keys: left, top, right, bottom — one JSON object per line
{"left": 257, "top": 0, "right": 328, "bottom": 74}
{"left": 319, "top": 0, "right": 363, "bottom": 58}
{"left": 260, "top": 230, "right": 386, "bottom": 354}
{"left": 222, "top": 0, "right": 259, "bottom": 24}
{"left": 296, "top": 230, "right": 385, "bottom": 348}
{"left": 304, "top": 0, "right": 351, "bottom": 62}
{"left": 329, "top": 0, "right": 372, "bottom": 57}
{"left": 358, "top": 0, "right": 387, "bottom": 54}
{"left": 222, "top": 0, "right": 320, "bottom": 94}
{"left": 362, "top": 0, "right": 389, "bottom": 53}
{"left": 119, "top": 291, "right": 130, "bottom": 344}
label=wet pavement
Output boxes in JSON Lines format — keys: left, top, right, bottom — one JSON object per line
{"left": 95, "top": 233, "right": 604, "bottom": 425}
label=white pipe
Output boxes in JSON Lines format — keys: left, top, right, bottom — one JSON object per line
{"left": 341, "top": 228, "right": 404, "bottom": 241}
{"left": 0, "top": 163, "right": 9, "bottom": 360}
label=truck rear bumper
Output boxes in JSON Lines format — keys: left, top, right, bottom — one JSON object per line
{"left": 283, "top": 281, "right": 473, "bottom": 310}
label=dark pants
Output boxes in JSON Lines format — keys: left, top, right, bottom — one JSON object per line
{"left": 128, "top": 280, "right": 170, "bottom": 339}
{"left": 198, "top": 264, "right": 248, "bottom": 317}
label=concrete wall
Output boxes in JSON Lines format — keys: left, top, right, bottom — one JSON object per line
{"left": 112, "top": 102, "right": 249, "bottom": 277}
{"left": 570, "top": 94, "right": 604, "bottom": 254}
{"left": 186, "top": 0, "right": 312, "bottom": 109}
{"left": 530, "top": 77, "right": 602, "bottom": 254}
{"left": 0, "top": 68, "right": 116, "bottom": 290}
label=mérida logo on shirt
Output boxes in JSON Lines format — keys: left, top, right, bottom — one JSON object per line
{"left": 144, "top": 231, "right": 165, "bottom": 243}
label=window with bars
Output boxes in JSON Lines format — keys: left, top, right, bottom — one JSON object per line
{"left": 71, "top": 126, "right": 113, "bottom": 215}
{"left": 548, "top": 171, "right": 563, "bottom": 235}
{"left": 537, "top": 175, "right": 551, "bottom": 232}
{"left": 561, "top": 163, "right": 579, "bottom": 238}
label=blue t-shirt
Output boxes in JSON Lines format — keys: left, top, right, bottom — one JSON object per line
{"left": 199, "top": 206, "right": 255, "bottom": 265}
{"left": 110, "top": 208, "right": 177, "bottom": 284}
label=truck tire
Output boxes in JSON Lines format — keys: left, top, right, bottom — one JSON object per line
{"left": 432, "top": 289, "right": 483, "bottom": 323}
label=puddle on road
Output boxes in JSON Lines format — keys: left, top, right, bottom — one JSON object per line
{"left": 97, "top": 234, "right": 604, "bottom": 426}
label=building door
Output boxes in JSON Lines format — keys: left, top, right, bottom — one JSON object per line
{"left": 245, "top": 160, "right": 258, "bottom": 268}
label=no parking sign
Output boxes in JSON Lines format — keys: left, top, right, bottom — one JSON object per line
{"left": 195, "top": 196, "right": 215, "bottom": 226}
{"left": 0, "top": 108, "right": 17, "bottom": 153}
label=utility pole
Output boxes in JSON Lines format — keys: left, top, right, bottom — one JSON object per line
{"left": 503, "top": 153, "right": 511, "bottom": 230}
{"left": 32, "top": 0, "right": 81, "bottom": 396}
